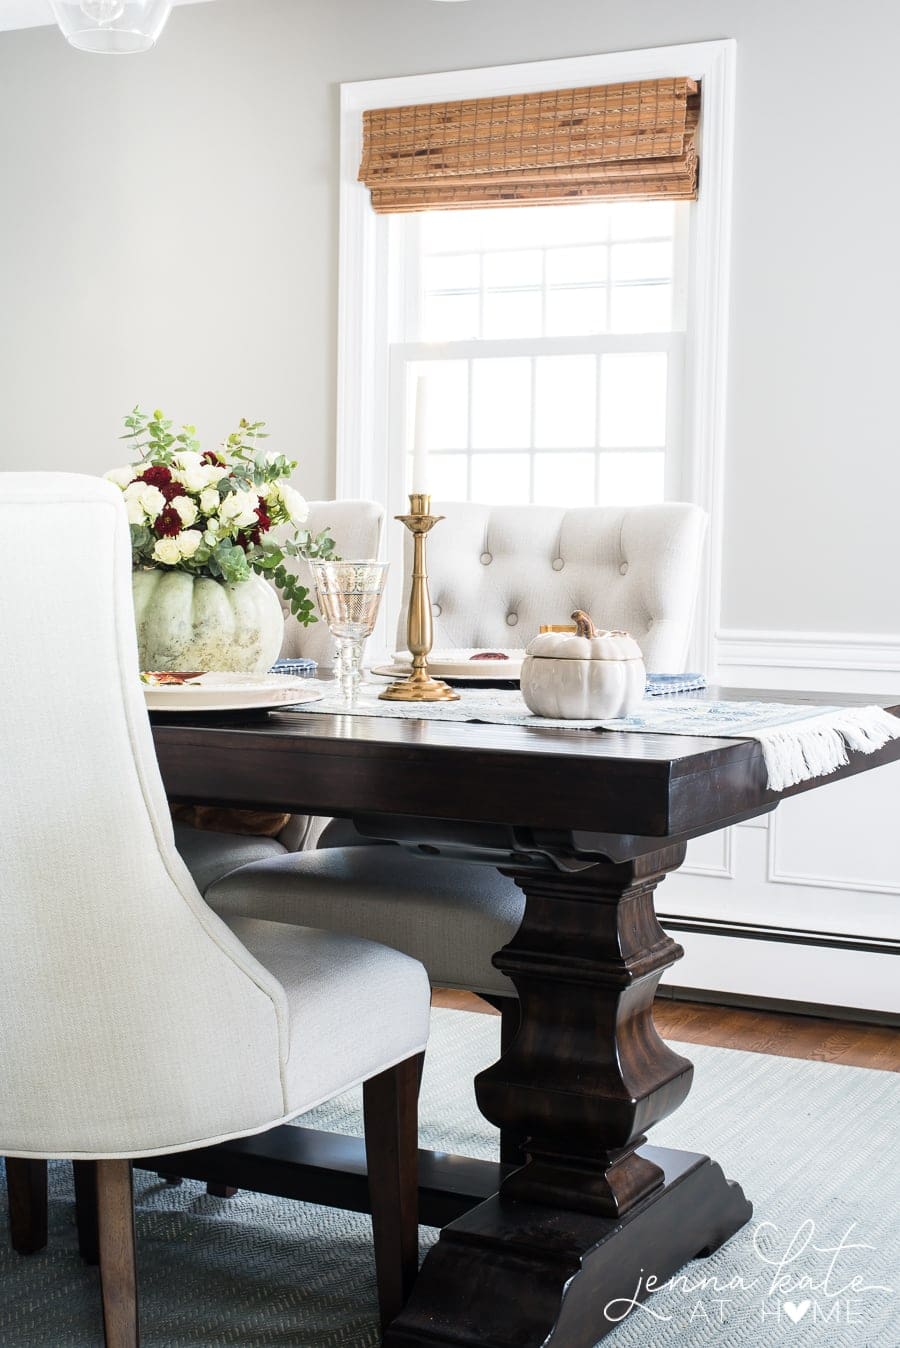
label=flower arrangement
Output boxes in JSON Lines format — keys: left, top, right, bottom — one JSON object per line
{"left": 105, "top": 408, "right": 336, "bottom": 624}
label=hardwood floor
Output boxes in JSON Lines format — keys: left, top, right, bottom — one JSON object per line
{"left": 432, "top": 990, "right": 899, "bottom": 1072}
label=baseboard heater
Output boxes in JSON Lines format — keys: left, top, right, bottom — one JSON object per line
{"left": 657, "top": 914, "right": 899, "bottom": 1027}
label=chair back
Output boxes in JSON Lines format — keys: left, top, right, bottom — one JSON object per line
{"left": 395, "top": 502, "right": 707, "bottom": 672}
{"left": 0, "top": 474, "right": 289, "bottom": 1159}
{"left": 279, "top": 499, "right": 384, "bottom": 664}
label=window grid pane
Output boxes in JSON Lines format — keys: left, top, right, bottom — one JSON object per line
{"left": 404, "top": 199, "right": 684, "bottom": 508}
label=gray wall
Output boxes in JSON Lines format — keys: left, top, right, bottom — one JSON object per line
{"left": 0, "top": 0, "right": 897, "bottom": 634}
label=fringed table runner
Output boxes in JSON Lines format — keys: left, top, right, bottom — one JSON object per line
{"left": 281, "top": 688, "right": 900, "bottom": 791}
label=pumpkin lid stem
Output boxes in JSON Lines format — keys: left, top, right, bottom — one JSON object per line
{"left": 571, "top": 609, "right": 598, "bottom": 639}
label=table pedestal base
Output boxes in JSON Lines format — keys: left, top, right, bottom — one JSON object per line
{"left": 386, "top": 1146, "right": 752, "bottom": 1348}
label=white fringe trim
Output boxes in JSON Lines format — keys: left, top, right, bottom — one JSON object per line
{"left": 754, "top": 706, "right": 900, "bottom": 792}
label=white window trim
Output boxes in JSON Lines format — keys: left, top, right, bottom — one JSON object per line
{"left": 338, "top": 40, "right": 737, "bottom": 673}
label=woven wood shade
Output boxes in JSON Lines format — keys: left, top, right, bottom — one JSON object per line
{"left": 359, "top": 78, "right": 700, "bottom": 213}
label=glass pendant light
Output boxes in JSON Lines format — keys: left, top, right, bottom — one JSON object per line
{"left": 49, "top": 0, "right": 173, "bottom": 54}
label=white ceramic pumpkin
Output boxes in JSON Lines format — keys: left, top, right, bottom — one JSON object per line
{"left": 132, "top": 569, "right": 284, "bottom": 673}
{"left": 520, "top": 610, "right": 646, "bottom": 719}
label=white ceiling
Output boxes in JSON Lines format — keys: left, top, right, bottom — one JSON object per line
{"left": 0, "top": 0, "right": 217, "bottom": 32}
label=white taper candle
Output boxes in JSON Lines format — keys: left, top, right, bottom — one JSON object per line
{"left": 412, "top": 374, "right": 428, "bottom": 492}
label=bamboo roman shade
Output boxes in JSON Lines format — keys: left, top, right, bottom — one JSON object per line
{"left": 359, "top": 77, "right": 700, "bottom": 213}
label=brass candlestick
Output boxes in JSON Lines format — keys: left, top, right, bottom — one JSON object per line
{"left": 379, "top": 493, "right": 460, "bottom": 703}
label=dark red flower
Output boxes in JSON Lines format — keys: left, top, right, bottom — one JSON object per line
{"left": 138, "top": 465, "right": 173, "bottom": 489}
{"left": 202, "top": 451, "right": 225, "bottom": 467}
{"left": 235, "top": 500, "right": 271, "bottom": 550}
{"left": 154, "top": 505, "right": 182, "bottom": 538}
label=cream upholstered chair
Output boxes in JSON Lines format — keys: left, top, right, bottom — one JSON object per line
{"left": 0, "top": 474, "right": 429, "bottom": 1344}
{"left": 172, "top": 497, "right": 384, "bottom": 889}
{"left": 205, "top": 502, "right": 707, "bottom": 992}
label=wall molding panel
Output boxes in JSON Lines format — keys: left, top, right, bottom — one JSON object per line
{"left": 766, "top": 810, "right": 900, "bottom": 898}
{"left": 680, "top": 827, "right": 735, "bottom": 879}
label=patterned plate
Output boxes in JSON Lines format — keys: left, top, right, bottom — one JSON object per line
{"left": 142, "top": 671, "right": 323, "bottom": 712}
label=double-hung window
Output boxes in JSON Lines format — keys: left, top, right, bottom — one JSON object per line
{"left": 338, "top": 44, "right": 735, "bottom": 665}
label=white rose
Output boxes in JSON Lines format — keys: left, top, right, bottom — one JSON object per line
{"left": 203, "top": 529, "right": 219, "bottom": 547}
{"left": 152, "top": 536, "right": 182, "bottom": 565}
{"left": 173, "top": 451, "right": 203, "bottom": 473}
{"left": 125, "top": 497, "right": 147, "bottom": 525}
{"left": 279, "top": 482, "right": 309, "bottom": 525}
{"left": 171, "top": 495, "right": 198, "bottom": 527}
{"left": 105, "top": 464, "right": 137, "bottom": 489}
{"left": 174, "top": 464, "right": 222, "bottom": 494}
{"left": 176, "top": 529, "right": 203, "bottom": 559}
{"left": 123, "top": 481, "right": 165, "bottom": 519}
{"left": 199, "top": 487, "right": 220, "bottom": 514}
{"left": 219, "top": 488, "right": 259, "bottom": 530}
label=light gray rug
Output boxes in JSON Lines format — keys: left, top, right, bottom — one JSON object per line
{"left": 1, "top": 1009, "right": 897, "bottom": 1347}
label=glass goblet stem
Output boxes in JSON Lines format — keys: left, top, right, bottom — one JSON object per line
{"left": 336, "top": 637, "right": 364, "bottom": 704}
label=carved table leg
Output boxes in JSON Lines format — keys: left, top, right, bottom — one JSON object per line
{"left": 385, "top": 846, "right": 752, "bottom": 1348}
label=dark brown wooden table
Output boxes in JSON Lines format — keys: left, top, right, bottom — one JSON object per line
{"left": 149, "top": 687, "right": 900, "bottom": 1348}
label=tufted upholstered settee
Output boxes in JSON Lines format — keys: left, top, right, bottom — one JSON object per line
{"left": 397, "top": 502, "right": 707, "bottom": 672}
{"left": 181, "top": 500, "right": 707, "bottom": 897}
{"left": 176, "top": 499, "right": 707, "bottom": 890}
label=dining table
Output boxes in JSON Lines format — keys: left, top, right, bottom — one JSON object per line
{"left": 148, "top": 682, "right": 900, "bottom": 1348}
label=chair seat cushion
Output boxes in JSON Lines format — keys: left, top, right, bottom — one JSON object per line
{"left": 225, "top": 916, "right": 430, "bottom": 1117}
{"left": 174, "top": 823, "right": 288, "bottom": 894}
{"left": 206, "top": 847, "right": 524, "bottom": 998}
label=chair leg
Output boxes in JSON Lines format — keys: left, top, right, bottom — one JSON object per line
{"left": 156, "top": 1173, "right": 183, "bottom": 1186}
{"left": 206, "top": 1183, "right": 238, "bottom": 1198}
{"left": 5, "top": 1158, "right": 48, "bottom": 1255}
{"left": 96, "top": 1160, "right": 139, "bottom": 1348}
{"left": 72, "top": 1161, "right": 100, "bottom": 1265}
{"left": 363, "top": 1053, "right": 422, "bottom": 1330}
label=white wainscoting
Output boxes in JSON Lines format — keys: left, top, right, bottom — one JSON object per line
{"left": 657, "top": 630, "right": 900, "bottom": 1016}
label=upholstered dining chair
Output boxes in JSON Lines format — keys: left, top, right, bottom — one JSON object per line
{"left": 202, "top": 501, "right": 708, "bottom": 1134}
{"left": 171, "top": 497, "right": 384, "bottom": 890}
{"left": 0, "top": 474, "right": 430, "bottom": 1345}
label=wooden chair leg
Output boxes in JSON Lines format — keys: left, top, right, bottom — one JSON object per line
{"left": 96, "top": 1160, "right": 139, "bottom": 1348}
{"left": 363, "top": 1053, "right": 422, "bottom": 1330}
{"left": 5, "top": 1158, "right": 48, "bottom": 1255}
{"left": 72, "top": 1161, "right": 100, "bottom": 1265}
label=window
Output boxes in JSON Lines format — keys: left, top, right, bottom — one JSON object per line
{"left": 338, "top": 43, "right": 736, "bottom": 669}
{"left": 392, "top": 198, "right": 688, "bottom": 508}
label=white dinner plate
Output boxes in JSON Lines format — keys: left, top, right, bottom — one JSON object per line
{"left": 372, "top": 648, "right": 525, "bottom": 682}
{"left": 142, "top": 671, "right": 323, "bottom": 713}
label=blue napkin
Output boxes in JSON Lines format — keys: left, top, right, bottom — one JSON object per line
{"left": 645, "top": 673, "right": 707, "bottom": 696}
{"left": 270, "top": 657, "right": 318, "bottom": 676}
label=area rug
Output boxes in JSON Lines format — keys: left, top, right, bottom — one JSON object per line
{"left": 1, "top": 1009, "right": 897, "bottom": 1347}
